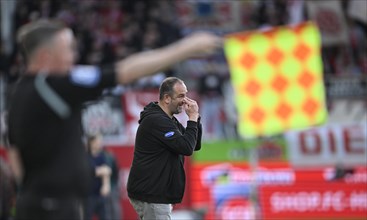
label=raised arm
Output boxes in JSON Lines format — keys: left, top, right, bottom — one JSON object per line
{"left": 115, "top": 32, "right": 222, "bottom": 84}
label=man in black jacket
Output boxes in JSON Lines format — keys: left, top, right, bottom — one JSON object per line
{"left": 127, "top": 77, "right": 202, "bottom": 220}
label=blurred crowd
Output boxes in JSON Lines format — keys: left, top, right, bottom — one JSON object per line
{"left": 1, "top": 0, "right": 366, "bottom": 81}
{"left": 1, "top": 0, "right": 181, "bottom": 84}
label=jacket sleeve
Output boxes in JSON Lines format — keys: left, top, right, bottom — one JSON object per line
{"left": 146, "top": 116, "right": 198, "bottom": 156}
{"left": 46, "top": 65, "right": 116, "bottom": 107}
{"left": 195, "top": 117, "right": 202, "bottom": 151}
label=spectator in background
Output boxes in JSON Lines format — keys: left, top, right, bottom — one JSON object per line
{"left": 103, "top": 149, "right": 121, "bottom": 220}
{"left": 6, "top": 19, "right": 221, "bottom": 220}
{"left": 85, "top": 133, "right": 121, "bottom": 220}
{"left": 85, "top": 134, "right": 111, "bottom": 220}
{"left": 127, "top": 77, "right": 202, "bottom": 220}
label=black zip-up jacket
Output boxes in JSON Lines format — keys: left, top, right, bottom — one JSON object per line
{"left": 127, "top": 102, "right": 202, "bottom": 204}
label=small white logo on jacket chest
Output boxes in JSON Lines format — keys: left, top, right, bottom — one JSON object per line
{"left": 164, "top": 131, "right": 175, "bottom": 138}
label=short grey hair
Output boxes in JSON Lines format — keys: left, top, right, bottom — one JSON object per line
{"left": 159, "top": 77, "right": 184, "bottom": 100}
{"left": 17, "top": 19, "right": 66, "bottom": 62}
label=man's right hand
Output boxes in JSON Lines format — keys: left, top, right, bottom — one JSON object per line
{"left": 180, "top": 32, "right": 223, "bottom": 56}
{"left": 184, "top": 97, "right": 199, "bottom": 122}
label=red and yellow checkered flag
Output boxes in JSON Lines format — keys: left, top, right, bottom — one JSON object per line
{"left": 224, "top": 22, "right": 327, "bottom": 138}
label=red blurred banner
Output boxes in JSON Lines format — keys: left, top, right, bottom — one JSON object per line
{"left": 190, "top": 163, "right": 367, "bottom": 220}
{"left": 259, "top": 183, "right": 367, "bottom": 219}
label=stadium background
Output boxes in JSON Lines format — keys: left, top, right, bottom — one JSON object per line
{"left": 0, "top": 0, "right": 366, "bottom": 219}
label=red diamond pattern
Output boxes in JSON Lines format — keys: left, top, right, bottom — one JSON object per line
{"left": 271, "top": 75, "right": 288, "bottom": 93}
{"left": 232, "top": 32, "right": 251, "bottom": 42}
{"left": 294, "top": 23, "right": 308, "bottom": 35}
{"left": 276, "top": 103, "right": 292, "bottom": 119}
{"left": 294, "top": 43, "right": 311, "bottom": 61}
{"left": 267, "top": 48, "right": 284, "bottom": 66}
{"left": 302, "top": 99, "right": 319, "bottom": 116}
{"left": 240, "top": 52, "right": 257, "bottom": 69}
{"left": 264, "top": 29, "right": 277, "bottom": 39}
{"left": 298, "top": 71, "right": 314, "bottom": 89}
{"left": 250, "top": 107, "right": 265, "bottom": 124}
{"left": 245, "top": 80, "right": 261, "bottom": 96}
